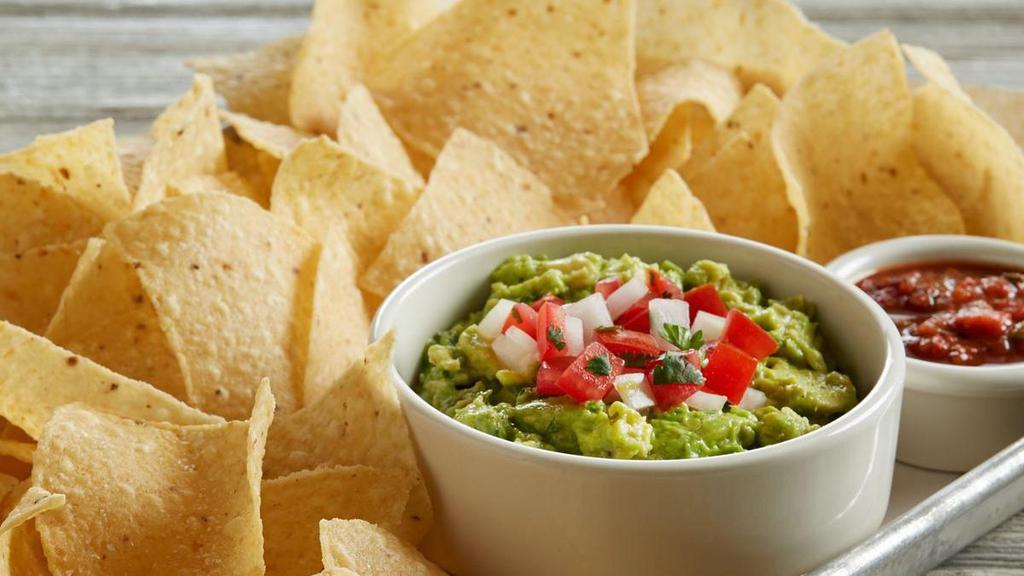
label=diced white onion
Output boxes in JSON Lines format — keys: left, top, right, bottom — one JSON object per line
{"left": 478, "top": 299, "right": 516, "bottom": 340}
{"left": 491, "top": 326, "right": 540, "bottom": 373}
{"left": 613, "top": 373, "right": 656, "bottom": 412}
{"left": 692, "top": 311, "right": 726, "bottom": 342}
{"left": 685, "top": 390, "right": 729, "bottom": 411}
{"left": 564, "top": 316, "right": 584, "bottom": 356}
{"left": 738, "top": 387, "right": 768, "bottom": 410}
{"left": 606, "top": 275, "right": 648, "bottom": 320}
{"left": 649, "top": 298, "right": 690, "bottom": 351}
{"left": 564, "top": 293, "right": 613, "bottom": 343}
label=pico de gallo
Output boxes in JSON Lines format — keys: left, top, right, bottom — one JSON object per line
{"left": 416, "top": 253, "right": 858, "bottom": 460}
{"left": 857, "top": 261, "right": 1024, "bottom": 366}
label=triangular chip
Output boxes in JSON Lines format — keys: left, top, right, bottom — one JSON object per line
{"left": 105, "top": 193, "right": 318, "bottom": 419}
{"left": 965, "top": 85, "right": 1024, "bottom": 147}
{"left": 221, "top": 110, "right": 312, "bottom": 159}
{"left": 0, "top": 240, "right": 85, "bottom": 334}
{"left": 636, "top": 0, "right": 844, "bottom": 93}
{"left": 0, "top": 173, "right": 104, "bottom": 253}
{"left": 272, "top": 136, "right": 421, "bottom": 269}
{"left": 187, "top": 35, "right": 302, "bottom": 125}
{"left": 0, "top": 320, "right": 219, "bottom": 439}
{"left": 134, "top": 75, "right": 227, "bottom": 209}
{"left": 166, "top": 172, "right": 261, "bottom": 204}
{"left": 903, "top": 44, "right": 968, "bottom": 100}
{"left": 0, "top": 120, "right": 131, "bottom": 220}
{"left": 361, "top": 129, "right": 568, "bottom": 298}
{"left": 44, "top": 238, "right": 190, "bottom": 402}
{"left": 263, "top": 465, "right": 412, "bottom": 576}
{"left": 337, "top": 85, "right": 424, "bottom": 188}
{"left": 264, "top": 333, "right": 433, "bottom": 544}
{"left": 117, "top": 134, "right": 154, "bottom": 195}
{"left": 771, "top": 32, "right": 964, "bottom": 262}
{"left": 33, "top": 384, "right": 274, "bottom": 576}
{"left": 630, "top": 170, "right": 715, "bottom": 231}
{"left": 224, "top": 125, "right": 279, "bottom": 208}
{"left": 367, "top": 0, "right": 647, "bottom": 205}
{"left": 319, "top": 519, "right": 447, "bottom": 576}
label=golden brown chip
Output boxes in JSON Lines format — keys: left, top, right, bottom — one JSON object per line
{"left": 0, "top": 173, "right": 104, "bottom": 253}
{"left": 902, "top": 44, "right": 968, "bottom": 100}
{"left": 221, "top": 110, "right": 312, "bottom": 159}
{"left": 683, "top": 84, "right": 779, "bottom": 177}
{"left": 0, "top": 474, "right": 16, "bottom": 508}
{"left": 0, "top": 240, "right": 86, "bottom": 334}
{"left": 0, "top": 487, "right": 64, "bottom": 536}
{"left": 166, "top": 172, "right": 261, "bottom": 204}
{"left": 0, "top": 483, "right": 62, "bottom": 576}
{"left": 223, "top": 126, "right": 279, "bottom": 208}
{"left": 106, "top": 193, "right": 318, "bottom": 419}
{"left": 0, "top": 119, "right": 132, "bottom": 220}
{"left": 319, "top": 519, "right": 447, "bottom": 576}
{"left": 134, "top": 75, "right": 227, "bottom": 209}
{"left": 264, "top": 333, "right": 432, "bottom": 544}
{"left": 630, "top": 170, "right": 715, "bottom": 231}
{"left": 361, "top": 129, "right": 569, "bottom": 298}
{"left": 0, "top": 320, "right": 220, "bottom": 439}
{"left": 263, "top": 465, "right": 412, "bottom": 576}
{"left": 337, "top": 85, "right": 425, "bottom": 189}
{"left": 33, "top": 384, "right": 273, "bottom": 576}
{"left": 187, "top": 35, "right": 302, "bottom": 125}
{"left": 44, "top": 238, "right": 190, "bottom": 402}
{"left": 636, "top": 0, "right": 844, "bottom": 93}
{"left": 0, "top": 441, "right": 33, "bottom": 467}
{"left": 117, "top": 134, "right": 154, "bottom": 195}
{"left": 964, "top": 85, "right": 1024, "bottom": 147}
{"left": 772, "top": 31, "right": 964, "bottom": 262}
{"left": 367, "top": 0, "right": 647, "bottom": 206}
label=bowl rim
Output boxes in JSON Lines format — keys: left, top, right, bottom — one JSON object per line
{"left": 371, "top": 225, "right": 905, "bottom": 472}
{"left": 826, "top": 234, "right": 1024, "bottom": 397}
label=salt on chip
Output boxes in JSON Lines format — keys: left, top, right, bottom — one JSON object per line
{"left": 636, "top": 0, "right": 844, "bottom": 94}
{"left": 264, "top": 332, "right": 433, "bottom": 544}
{"left": 319, "top": 519, "right": 447, "bottom": 576}
{"left": 0, "top": 240, "right": 85, "bottom": 334}
{"left": 0, "top": 173, "right": 104, "bottom": 253}
{"left": 0, "top": 320, "right": 220, "bottom": 439}
{"left": 337, "top": 85, "right": 425, "bottom": 188}
{"left": 0, "top": 119, "right": 131, "bottom": 220}
{"left": 367, "top": 0, "right": 647, "bottom": 206}
{"left": 771, "top": 31, "right": 964, "bottom": 263}
{"left": 361, "top": 129, "right": 569, "bottom": 298}
{"left": 44, "top": 238, "right": 190, "bottom": 402}
{"left": 262, "top": 465, "right": 412, "bottom": 576}
{"left": 187, "top": 35, "right": 302, "bottom": 125}
{"left": 134, "top": 74, "right": 227, "bottom": 210}
{"left": 965, "top": 85, "right": 1024, "bottom": 147}
{"left": 630, "top": 170, "right": 715, "bottom": 231}
{"left": 106, "top": 193, "right": 318, "bottom": 419}
{"left": 32, "top": 383, "right": 274, "bottom": 576}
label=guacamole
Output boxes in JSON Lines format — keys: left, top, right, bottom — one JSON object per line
{"left": 416, "top": 253, "right": 858, "bottom": 460}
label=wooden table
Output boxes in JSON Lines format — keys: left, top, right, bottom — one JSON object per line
{"left": 1, "top": 0, "right": 1022, "bottom": 573}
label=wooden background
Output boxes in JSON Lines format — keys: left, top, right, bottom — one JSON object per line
{"left": 0, "top": 0, "right": 1022, "bottom": 573}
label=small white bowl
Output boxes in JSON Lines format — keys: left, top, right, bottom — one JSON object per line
{"left": 372, "top": 226, "right": 905, "bottom": 576}
{"left": 828, "top": 235, "right": 1024, "bottom": 473}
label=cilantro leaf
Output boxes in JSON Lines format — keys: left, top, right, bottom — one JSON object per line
{"left": 660, "top": 323, "right": 704, "bottom": 351}
{"left": 585, "top": 354, "right": 613, "bottom": 376}
{"left": 546, "top": 325, "right": 566, "bottom": 351}
{"left": 651, "top": 352, "right": 705, "bottom": 386}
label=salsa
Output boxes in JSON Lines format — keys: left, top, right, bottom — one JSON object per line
{"left": 857, "top": 262, "right": 1024, "bottom": 366}
{"left": 415, "top": 253, "right": 859, "bottom": 460}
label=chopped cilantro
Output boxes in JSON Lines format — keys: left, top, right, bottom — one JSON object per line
{"left": 594, "top": 325, "right": 622, "bottom": 334}
{"left": 546, "top": 325, "right": 566, "bottom": 351}
{"left": 585, "top": 354, "right": 613, "bottom": 376}
{"left": 510, "top": 307, "right": 522, "bottom": 322}
{"left": 660, "top": 323, "right": 704, "bottom": 351}
{"left": 651, "top": 352, "right": 705, "bottom": 386}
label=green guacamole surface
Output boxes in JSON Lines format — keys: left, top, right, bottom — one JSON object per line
{"left": 416, "top": 253, "right": 858, "bottom": 460}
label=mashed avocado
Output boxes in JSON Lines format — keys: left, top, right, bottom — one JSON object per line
{"left": 416, "top": 253, "right": 858, "bottom": 460}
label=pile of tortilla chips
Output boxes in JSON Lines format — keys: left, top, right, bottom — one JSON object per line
{"left": 1, "top": 0, "right": 1022, "bottom": 574}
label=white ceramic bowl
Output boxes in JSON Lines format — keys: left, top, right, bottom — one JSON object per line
{"left": 828, "top": 235, "right": 1024, "bottom": 473}
{"left": 372, "top": 226, "right": 905, "bottom": 576}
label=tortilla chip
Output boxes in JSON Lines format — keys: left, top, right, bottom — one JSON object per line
{"left": 0, "top": 173, "right": 104, "bottom": 253}
{"left": 263, "top": 465, "right": 411, "bottom": 576}
{"left": 683, "top": 84, "right": 779, "bottom": 177}
{"left": 319, "top": 519, "right": 447, "bottom": 576}
{"left": 316, "top": 569, "right": 360, "bottom": 576}
{"left": 0, "top": 487, "right": 63, "bottom": 536}
{"left": 167, "top": 171, "right": 260, "bottom": 203}
{"left": 337, "top": 85, "right": 424, "bottom": 188}
{"left": 636, "top": 0, "right": 844, "bottom": 93}
{"left": 32, "top": 384, "right": 274, "bottom": 576}
{"left": 630, "top": 170, "right": 715, "bottom": 231}
{"left": 367, "top": 0, "right": 647, "bottom": 206}
{"left": 44, "top": 238, "right": 190, "bottom": 402}
{"left": 902, "top": 44, "right": 969, "bottom": 100}
{"left": 771, "top": 31, "right": 964, "bottom": 262}
{"left": 222, "top": 110, "right": 312, "bottom": 158}
{"left": 361, "top": 129, "right": 568, "bottom": 298}
{"left": 0, "top": 120, "right": 132, "bottom": 220}
{"left": 187, "top": 35, "right": 302, "bottom": 125}
{"left": 223, "top": 126, "right": 278, "bottom": 208}
{"left": 134, "top": 75, "right": 227, "bottom": 209}
{"left": 0, "top": 475, "right": 16, "bottom": 507}
{"left": 117, "top": 134, "right": 154, "bottom": 194}
{"left": 0, "top": 240, "right": 86, "bottom": 334}
{"left": 272, "top": 137, "right": 421, "bottom": 269}
{"left": 264, "top": 333, "right": 432, "bottom": 544}
{"left": 0, "top": 483, "right": 61, "bottom": 576}
{"left": 0, "top": 320, "right": 220, "bottom": 439}
{"left": 0, "top": 441, "right": 33, "bottom": 467}
{"left": 965, "top": 85, "right": 1024, "bottom": 147}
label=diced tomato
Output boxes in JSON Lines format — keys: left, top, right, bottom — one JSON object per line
{"left": 502, "top": 303, "right": 538, "bottom": 338}
{"left": 535, "top": 356, "right": 575, "bottom": 396}
{"left": 617, "top": 294, "right": 654, "bottom": 332}
{"left": 595, "top": 327, "right": 661, "bottom": 363}
{"left": 555, "top": 342, "right": 624, "bottom": 403}
{"left": 644, "top": 350, "right": 703, "bottom": 411}
{"left": 702, "top": 342, "right": 758, "bottom": 404}
{"left": 683, "top": 284, "right": 728, "bottom": 321}
{"left": 650, "top": 270, "right": 685, "bottom": 300}
{"left": 530, "top": 293, "right": 565, "bottom": 311}
{"left": 721, "top": 309, "right": 779, "bottom": 360}
{"left": 536, "top": 302, "right": 569, "bottom": 359}
{"left": 954, "top": 308, "right": 1008, "bottom": 340}
{"left": 595, "top": 277, "right": 622, "bottom": 299}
